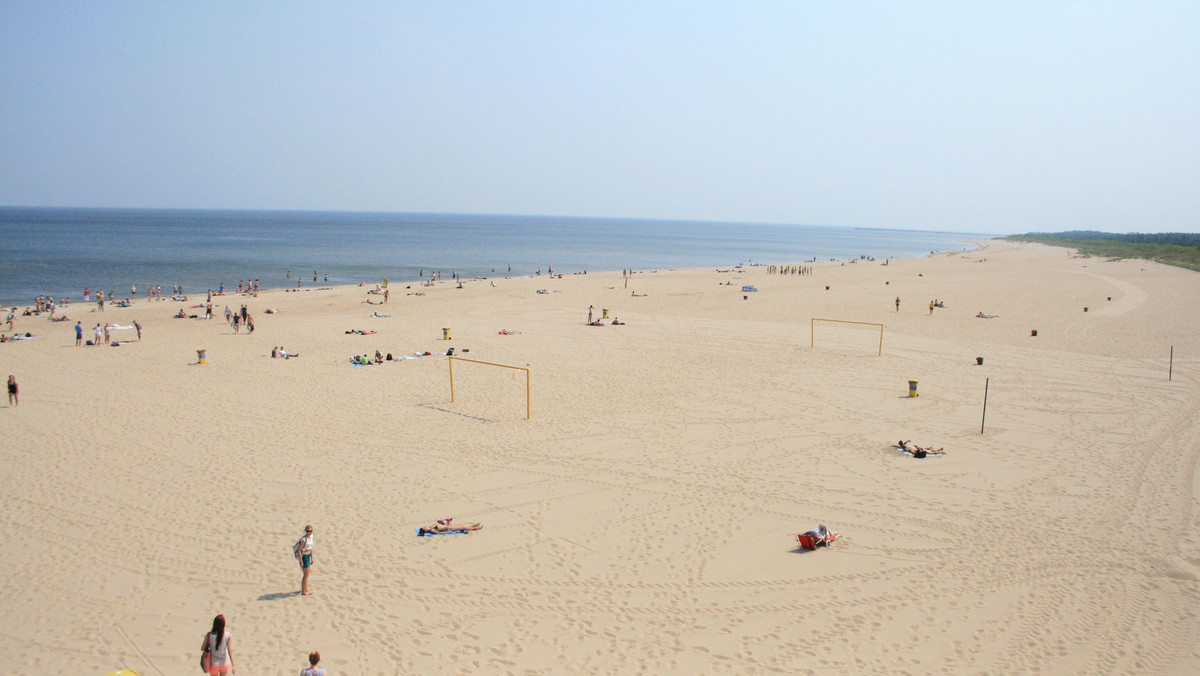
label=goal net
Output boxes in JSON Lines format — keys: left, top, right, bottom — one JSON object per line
{"left": 810, "top": 318, "right": 884, "bottom": 356}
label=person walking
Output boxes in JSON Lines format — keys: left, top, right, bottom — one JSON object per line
{"left": 134, "top": 319, "right": 143, "bottom": 340}
{"left": 301, "top": 650, "right": 326, "bottom": 676}
{"left": 294, "top": 524, "right": 314, "bottom": 595}
{"left": 7, "top": 375, "right": 18, "bottom": 407}
{"left": 200, "top": 614, "right": 236, "bottom": 675}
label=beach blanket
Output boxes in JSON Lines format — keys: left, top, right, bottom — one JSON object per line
{"left": 416, "top": 528, "right": 469, "bottom": 536}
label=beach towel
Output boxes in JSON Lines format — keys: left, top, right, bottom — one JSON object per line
{"left": 416, "top": 528, "right": 469, "bottom": 536}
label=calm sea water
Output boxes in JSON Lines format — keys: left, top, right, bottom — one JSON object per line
{"left": 0, "top": 207, "right": 983, "bottom": 306}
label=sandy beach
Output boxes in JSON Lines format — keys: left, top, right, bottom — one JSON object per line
{"left": 4, "top": 239, "right": 1200, "bottom": 675}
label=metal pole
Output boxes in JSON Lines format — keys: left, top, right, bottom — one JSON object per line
{"left": 449, "top": 356, "right": 456, "bottom": 402}
{"left": 980, "top": 377, "right": 989, "bottom": 434}
{"left": 525, "top": 368, "right": 531, "bottom": 419}
{"left": 1169, "top": 345, "right": 1174, "bottom": 381}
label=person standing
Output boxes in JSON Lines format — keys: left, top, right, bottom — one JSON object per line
{"left": 295, "top": 524, "right": 314, "bottom": 595}
{"left": 7, "top": 375, "right": 18, "bottom": 407}
{"left": 134, "top": 320, "right": 143, "bottom": 341}
{"left": 75, "top": 321, "right": 83, "bottom": 346}
{"left": 895, "top": 296, "right": 900, "bottom": 312}
{"left": 200, "top": 614, "right": 236, "bottom": 675}
{"left": 93, "top": 324, "right": 102, "bottom": 346}
{"left": 587, "top": 305, "right": 593, "bottom": 324}
{"left": 929, "top": 300, "right": 935, "bottom": 315}
{"left": 301, "top": 650, "right": 325, "bottom": 676}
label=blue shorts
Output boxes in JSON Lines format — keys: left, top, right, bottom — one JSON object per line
{"left": 302, "top": 553, "right": 312, "bottom": 568}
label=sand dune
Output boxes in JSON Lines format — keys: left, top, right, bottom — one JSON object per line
{"left": 3, "top": 239, "right": 1200, "bottom": 674}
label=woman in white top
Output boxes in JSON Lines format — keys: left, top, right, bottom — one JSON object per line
{"left": 298, "top": 525, "right": 314, "bottom": 595}
{"left": 200, "top": 613, "right": 236, "bottom": 675}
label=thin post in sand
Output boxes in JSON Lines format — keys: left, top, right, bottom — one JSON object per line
{"left": 981, "top": 377, "right": 990, "bottom": 434}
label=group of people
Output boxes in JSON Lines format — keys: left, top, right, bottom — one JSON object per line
{"left": 271, "top": 346, "right": 298, "bottom": 359}
{"left": 75, "top": 320, "right": 142, "bottom": 346}
{"left": 201, "top": 615, "right": 325, "bottom": 675}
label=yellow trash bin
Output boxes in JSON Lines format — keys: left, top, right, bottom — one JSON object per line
{"left": 442, "top": 328, "right": 451, "bottom": 340}
{"left": 197, "top": 349, "right": 207, "bottom": 364}
{"left": 908, "top": 380, "right": 918, "bottom": 397}
{"left": 602, "top": 308, "right": 609, "bottom": 319}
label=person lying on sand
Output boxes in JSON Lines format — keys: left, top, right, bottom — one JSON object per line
{"left": 900, "top": 440, "right": 945, "bottom": 455}
{"left": 418, "top": 522, "right": 483, "bottom": 535}
{"left": 976, "top": 312, "right": 998, "bottom": 318}
{"left": 801, "top": 523, "right": 836, "bottom": 546}
{"left": 610, "top": 318, "right": 625, "bottom": 325}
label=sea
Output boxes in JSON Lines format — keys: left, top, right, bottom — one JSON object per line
{"left": 0, "top": 207, "right": 986, "bottom": 306}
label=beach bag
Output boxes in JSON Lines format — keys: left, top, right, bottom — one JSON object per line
{"left": 913, "top": 449, "right": 927, "bottom": 458}
{"left": 293, "top": 535, "right": 306, "bottom": 560}
{"left": 200, "top": 648, "right": 210, "bottom": 673}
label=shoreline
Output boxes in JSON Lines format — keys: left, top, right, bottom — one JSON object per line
{"left": 3, "top": 238, "right": 987, "bottom": 311}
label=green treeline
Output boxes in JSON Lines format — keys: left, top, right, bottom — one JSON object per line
{"left": 1007, "top": 231, "right": 1200, "bottom": 272}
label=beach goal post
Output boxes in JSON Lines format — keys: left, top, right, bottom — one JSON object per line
{"left": 811, "top": 318, "right": 885, "bottom": 356}
{"left": 445, "top": 356, "right": 531, "bottom": 419}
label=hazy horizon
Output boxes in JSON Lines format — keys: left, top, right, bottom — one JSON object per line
{"left": 2, "top": 2, "right": 1197, "bottom": 235}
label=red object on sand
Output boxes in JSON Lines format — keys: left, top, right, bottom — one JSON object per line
{"left": 797, "top": 531, "right": 840, "bottom": 550}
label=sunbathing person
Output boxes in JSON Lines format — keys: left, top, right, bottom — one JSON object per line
{"left": 800, "top": 523, "right": 836, "bottom": 547}
{"left": 900, "top": 440, "right": 945, "bottom": 455}
{"left": 976, "top": 312, "right": 998, "bottom": 318}
{"left": 610, "top": 318, "right": 625, "bottom": 325}
{"left": 419, "top": 522, "right": 483, "bottom": 535}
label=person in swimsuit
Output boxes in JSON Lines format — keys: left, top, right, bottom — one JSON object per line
{"left": 201, "top": 614, "right": 236, "bottom": 675}
{"left": 301, "top": 650, "right": 326, "bottom": 676}
{"left": 7, "top": 375, "right": 18, "bottom": 406}
{"left": 297, "top": 525, "right": 314, "bottom": 595}
{"left": 419, "top": 521, "right": 483, "bottom": 535}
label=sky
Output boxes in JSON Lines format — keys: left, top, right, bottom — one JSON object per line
{"left": 1, "top": 2, "right": 1197, "bottom": 235}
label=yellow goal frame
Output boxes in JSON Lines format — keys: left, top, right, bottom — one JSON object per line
{"left": 811, "top": 318, "right": 884, "bottom": 356}
{"left": 446, "top": 356, "right": 531, "bottom": 419}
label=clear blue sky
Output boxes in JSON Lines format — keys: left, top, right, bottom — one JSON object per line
{"left": 2, "top": 2, "right": 1197, "bottom": 234}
